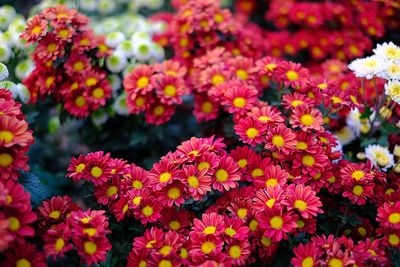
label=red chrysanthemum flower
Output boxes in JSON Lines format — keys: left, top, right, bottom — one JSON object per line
{"left": 176, "top": 136, "right": 209, "bottom": 160}
{"left": 82, "top": 151, "right": 114, "bottom": 186}
{"left": 264, "top": 124, "right": 297, "bottom": 154}
{"left": 181, "top": 165, "right": 211, "bottom": 200}
{"left": 222, "top": 83, "right": 258, "bottom": 114}
{"left": 21, "top": 16, "right": 48, "bottom": 43}
{"left": 257, "top": 208, "right": 298, "bottom": 242}
{"left": 193, "top": 94, "right": 220, "bottom": 122}
{"left": 94, "top": 177, "right": 122, "bottom": 205}
{"left": 340, "top": 162, "right": 374, "bottom": 186}
{"left": 229, "top": 146, "right": 256, "bottom": 172}
{"left": 290, "top": 105, "right": 324, "bottom": 132}
{"left": 134, "top": 197, "right": 162, "bottom": 224}
{"left": 234, "top": 117, "right": 268, "bottom": 147}
{"left": 147, "top": 159, "right": 180, "bottom": 190}
{"left": 292, "top": 242, "right": 319, "bottom": 267}
{"left": 253, "top": 186, "right": 285, "bottom": 211}
{"left": 226, "top": 240, "right": 252, "bottom": 266}
{"left": 123, "top": 65, "right": 154, "bottom": 97}
{"left": 155, "top": 74, "right": 188, "bottom": 105}
{"left": 342, "top": 181, "right": 374, "bottom": 205}
{"left": 74, "top": 236, "right": 112, "bottom": 266}
{"left": 5, "top": 210, "right": 36, "bottom": 241}
{"left": 2, "top": 242, "right": 46, "bottom": 267}
{"left": 248, "top": 105, "right": 285, "bottom": 126}
{"left": 282, "top": 92, "right": 315, "bottom": 109}
{"left": 223, "top": 216, "right": 250, "bottom": 242}
{"left": 293, "top": 148, "right": 329, "bottom": 177}
{"left": 282, "top": 184, "right": 323, "bottom": 219}
{"left": 145, "top": 101, "right": 176, "bottom": 125}
{"left": 192, "top": 212, "right": 225, "bottom": 237}
{"left": 0, "top": 116, "right": 33, "bottom": 148}
{"left": 159, "top": 207, "right": 194, "bottom": 233}
{"left": 377, "top": 201, "right": 400, "bottom": 230}
{"left": 123, "top": 164, "right": 149, "bottom": 190}
{"left": 0, "top": 147, "right": 29, "bottom": 181}
{"left": 277, "top": 61, "right": 310, "bottom": 89}
{"left": 156, "top": 181, "right": 187, "bottom": 207}
{"left": 212, "top": 156, "right": 241, "bottom": 191}
{"left": 254, "top": 165, "right": 288, "bottom": 189}
{"left": 2, "top": 180, "right": 31, "bottom": 213}
{"left": 43, "top": 223, "right": 73, "bottom": 259}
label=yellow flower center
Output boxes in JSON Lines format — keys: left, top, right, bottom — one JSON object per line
{"left": 92, "top": 88, "right": 104, "bottom": 99}
{"left": 297, "top": 220, "right": 305, "bottom": 228}
{"left": 389, "top": 234, "right": 400, "bottom": 246}
{"left": 351, "top": 170, "right": 365, "bottom": 181}
{"left": 86, "top": 78, "right": 97, "bottom": 87}
{"left": 291, "top": 100, "right": 304, "bottom": 107}
{"left": 180, "top": 248, "right": 188, "bottom": 259}
{"left": 132, "top": 196, "right": 142, "bottom": 205}
{"left": 236, "top": 69, "right": 248, "bottom": 80}
{"left": 0, "top": 131, "right": 14, "bottom": 144}
{"left": 294, "top": 200, "right": 308, "bottom": 211}
{"left": 358, "top": 227, "right": 366, "bottom": 236}
{"left": 270, "top": 216, "right": 283, "bottom": 229}
{"left": 300, "top": 114, "right": 314, "bottom": 126}
{"left": 49, "top": 210, "right": 61, "bottom": 219}
{"left": 302, "top": 257, "right": 314, "bottom": 267}
{"left": 261, "top": 236, "right": 271, "bottom": 246}
{"left": 55, "top": 238, "right": 65, "bottom": 252}
{"left": 202, "top": 101, "right": 213, "bottom": 113}
{"left": 58, "top": 29, "right": 69, "bottom": 38}
{"left": 272, "top": 135, "right": 284, "bottom": 147}
{"left": 32, "top": 26, "right": 42, "bottom": 35}
{"left": 91, "top": 166, "right": 103, "bottom": 178}
{"left": 84, "top": 241, "right": 97, "bottom": 255}
{"left": 229, "top": 245, "right": 242, "bottom": 259}
{"left": 237, "top": 208, "right": 247, "bottom": 219}
{"left": 136, "top": 77, "right": 149, "bottom": 89}
{"left": 249, "top": 219, "right": 258, "bottom": 231}
{"left": 157, "top": 172, "right": 171, "bottom": 183}
{"left": 265, "top": 198, "right": 275, "bottom": 208}
{"left": 203, "top": 226, "right": 217, "bottom": 235}
{"left": 153, "top": 105, "right": 165, "bottom": 116}
{"left": 198, "top": 162, "right": 210, "bottom": 171}
{"left": 238, "top": 159, "right": 247, "bottom": 168}
{"left": 159, "top": 245, "right": 172, "bottom": 256}
{"left": 75, "top": 96, "right": 86, "bottom": 107}
{"left": 46, "top": 77, "right": 54, "bottom": 88}
{"left": 164, "top": 85, "right": 177, "bottom": 97}
{"left": 264, "top": 63, "right": 277, "bottom": 71}
{"left": 389, "top": 213, "right": 400, "bottom": 224}
{"left": 258, "top": 116, "right": 271, "bottom": 122}
{"left": 167, "top": 187, "right": 181, "bottom": 200}
{"left": 265, "top": 178, "right": 278, "bottom": 187}
{"left": 83, "top": 228, "right": 97, "bottom": 236}
{"left": 16, "top": 259, "right": 31, "bottom": 267}
{"left": 132, "top": 180, "right": 143, "bottom": 189}
{"left": 216, "top": 169, "right": 228, "bottom": 182}
{"left": 159, "top": 260, "right": 172, "bottom": 267}
{"left": 286, "top": 70, "right": 299, "bottom": 81}
{"left": 106, "top": 186, "right": 118, "bottom": 197}
{"left": 353, "top": 185, "right": 363, "bottom": 196}
{"left": 76, "top": 163, "right": 85, "bottom": 173}
{"left": 0, "top": 153, "right": 13, "bottom": 167}
{"left": 142, "top": 206, "right": 153, "bottom": 217}
{"left": 187, "top": 175, "right": 199, "bottom": 188}
{"left": 146, "top": 240, "right": 156, "bottom": 248}
{"left": 201, "top": 241, "right": 215, "bottom": 254}
{"left": 47, "top": 43, "right": 57, "bottom": 52}
{"left": 252, "top": 168, "right": 264, "bottom": 177}
{"left": 246, "top": 128, "right": 259, "bottom": 138}
{"left": 328, "top": 258, "right": 343, "bottom": 267}
{"left": 233, "top": 97, "right": 246, "bottom": 108}
{"left": 211, "top": 74, "right": 225, "bottom": 86}
{"left": 225, "top": 227, "right": 237, "bottom": 237}
{"left": 8, "top": 216, "right": 20, "bottom": 231}
{"left": 169, "top": 220, "right": 181, "bottom": 230}
{"left": 302, "top": 155, "right": 315, "bottom": 167}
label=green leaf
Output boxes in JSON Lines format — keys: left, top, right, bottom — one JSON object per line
{"left": 19, "top": 171, "right": 52, "bottom": 208}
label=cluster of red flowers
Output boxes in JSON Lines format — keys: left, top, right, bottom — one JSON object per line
{"left": 292, "top": 234, "right": 389, "bottom": 266}
{"left": 0, "top": 89, "right": 44, "bottom": 266}
{"left": 123, "top": 60, "right": 189, "bottom": 124}
{"left": 36, "top": 196, "right": 112, "bottom": 265}
{"left": 21, "top": 5, "right": 112, "bottom": 117}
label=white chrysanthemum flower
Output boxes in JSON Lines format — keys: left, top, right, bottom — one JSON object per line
{"left": 334, "top": 126, "right": 356, "bottom": 146}
{"left": 8, "top": 18, "right": 26, "bottom": 34}
{"left": 108, "top": 74, "right": 121, "bottom": 92}
{"left": 365, "top": 144, "right": 395, "bottom": 171}
{"left": 384, "top": 80, "right": 400, "bottom": 104}
{"left": 116, "top": 40, "right": 134, "bottom": 58}
{"left": 93, "top": 18, "right": 120, "bottom": 35}
{"left": 106, "top": 51, "right": 128, "bottom": 73}
{"left": 150, "top": 43, "right": 165, "bottom": 62}
{"left": 113, "top": 93, "right": 129, "bottom": 116}
{"left": 0, "top": 31, "right": 15, "bottom": 48}
{"left": 105, "top": 31, "right": 126, "bottom": 48}
{"left": 0, "top": 43, "right": 11, "bottom": 62}
{"left": 150, "top": 21, "right": 167, "bottom": 35}
{"left": 15, "top": 59, "right": 34, "bottom": 80}
{"left": 0, "top": 5, "right": 16, "bottom": 31}
{"left": 346, "top": 108, "right": 362, "bottom": 136}
{"left": 131, "top": 31, "right": 151, "bottom": 43}
{"left": 132, "top": 39, "right": 153, "bottom": 62}
{"left": 330, "top": 133, "right": 343, "bottom": 163}
{"left": 0, "top": 63, "right": 9, "bottom": 81}
{"left": 348, "top": 55, "right": 386, "bottom": 79}
{"left": 378, "top": 61, "right": 400, "bottom": 80}
{"left": 78, "top": 0, "right": 98, "bottom": 12}
{"left": 98, "top": 0, "right": 116, "bottom": 15}
{"left": 373, "top": 42, "right": 400, "bottom": 63}
{"left": 394, "top": 145, "right": 400, "bottom": 157}
{"left": 91, "top": 109, "right": 109, "bottom": 126}
{"left": 15, "top": 83, "right": 30, "bottom": 104}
